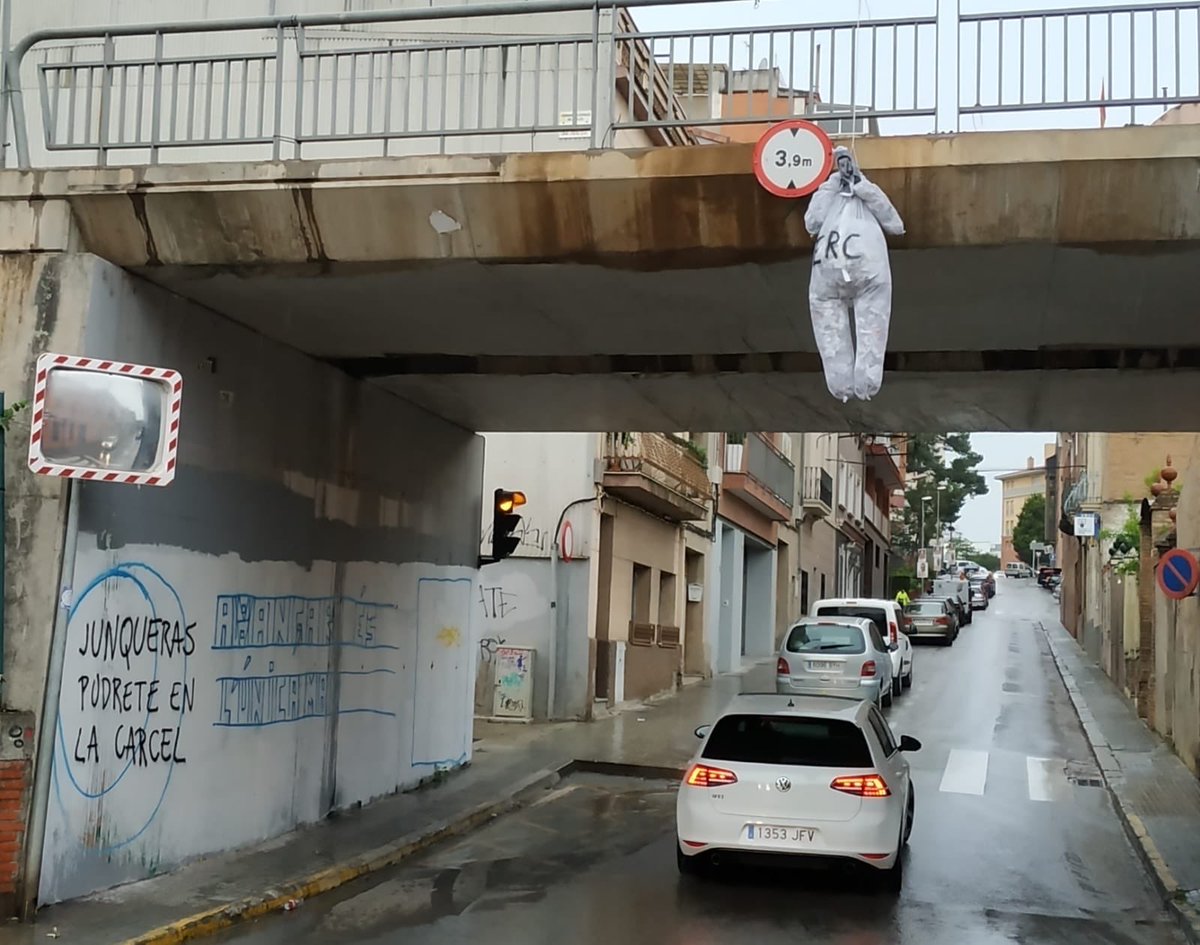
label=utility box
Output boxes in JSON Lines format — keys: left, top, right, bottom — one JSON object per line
{"left": 492, "top": 646, "right": 535, "bottom": 719}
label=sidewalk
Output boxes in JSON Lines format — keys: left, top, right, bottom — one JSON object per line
{"left": 1044, "top": 621, "right": 1200, "bottom": 944}
{"left": 1, "top": 664, "right": 770, "bottom": 945}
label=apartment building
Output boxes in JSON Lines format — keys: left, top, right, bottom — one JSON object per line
{"left": 996, "top": 449, "right": 1053, "bottom": 566}
{"left": 1057, "top": 432, "right": 1198, "bottom": 664}
{"left": 478, "top": 430, "right": 903, "bottom": 720}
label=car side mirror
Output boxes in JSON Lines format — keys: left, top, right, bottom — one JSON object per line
{"left": 899, "top": 735, "right": 922, "bottom": 752}
{"left": 694, "top": 725, "right": 710, "bottom": 739}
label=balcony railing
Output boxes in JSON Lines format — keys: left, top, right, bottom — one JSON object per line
{"left": 4, "top": 0, "right": 1197, "bottom": 167}
{"left": 603, "top": 432, "right": 710, "bottom": 521}
{"left": 722, "top": 434, "right": 795, "bottom": 522}
{"left": 801, "top": 466, "right": 834, "bottom": 516}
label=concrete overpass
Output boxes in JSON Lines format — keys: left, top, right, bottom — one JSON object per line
{"left": 5, "top": 121, "right": 1199, "bottom": 432}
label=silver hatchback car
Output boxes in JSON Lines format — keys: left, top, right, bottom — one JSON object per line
{"left": 775, "top": 617, "right": 897, "bottom": 709}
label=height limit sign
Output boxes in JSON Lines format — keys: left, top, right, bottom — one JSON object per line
{"left": 752, "top": 119, "right": 834, "bottom": 198}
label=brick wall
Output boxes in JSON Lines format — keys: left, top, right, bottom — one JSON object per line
{"left": 0, "top": 759, "right": 29, "bottom": 913}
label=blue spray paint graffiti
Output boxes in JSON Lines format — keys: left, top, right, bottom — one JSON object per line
{"left": 210, "top": 593, "right": 399, "bottom": 729}
{"left": 53, "top": 562, "right": 192, "bottom": 853}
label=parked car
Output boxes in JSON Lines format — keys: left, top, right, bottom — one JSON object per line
{"left": 677, "top": 693, "right": 921, "bottom": 891}
{"left": 809, "top": 598, "right": 914, "bottom": 696}
{"left": 905, "top": 598, "right": 958, "bottom": 645}
{"left": 1005, "top": 562, "right": 1033, "bottom": 578}
{"left": 777, "top": 617, "right": 896, "bottom": 709}
{"left": 932, "top": 577, "right": 972, "bottom": 625}
{"left": 1037, "top": 567, "right": 1062, "bottom": 587}
{"left": 968, "top": 577, "right": 989, "bottom": 610}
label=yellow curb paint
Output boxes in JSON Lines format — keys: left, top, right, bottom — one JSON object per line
{"left": 115, "top": 767, "right": 562, "bottom": 945}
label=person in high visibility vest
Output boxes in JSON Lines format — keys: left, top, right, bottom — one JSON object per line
{"left": 895, "top": 588, "right": 911, "bottom": 608}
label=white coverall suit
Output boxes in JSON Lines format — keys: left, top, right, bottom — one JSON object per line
{"left": 804, "top": 147, "right": 905, "bottom": 402}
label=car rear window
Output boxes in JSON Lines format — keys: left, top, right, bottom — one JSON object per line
{"left": 908, "top": 601, "right": 944, "bottom": 614}
{"left": 786, "top": 623, "right": 865, "bottom": 654}
{"left": 702, "top": 714, "right": 874, "bottom": 768}
{"left": 814, "top": 605, "right": 887, "bottom": 637}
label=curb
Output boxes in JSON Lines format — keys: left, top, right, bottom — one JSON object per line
{"left": 1041, "top": 624, "right": 1200, "bottom": 945}
{"left": 116, "top": 764, "right": 570, "bottom": 945}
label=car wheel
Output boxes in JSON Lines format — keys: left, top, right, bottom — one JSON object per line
{"left": 903, "top": 789, "right": 915, "bottom": 845}
{"left": 892, "top": 675, "right": 902, "bottom": 698}
{"left": 902, "top": 664, "right": 913, "bottom": 689}
{"left": 881, "top": 834, "right": 904, "bottom": 894}
{"left": 676, "top": 843, "right": 707, "bottom": 877}
{"left": 883, "top": 684, "right": 894, "bottom": 709}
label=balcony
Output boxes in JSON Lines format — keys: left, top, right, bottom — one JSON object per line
{"left": 865, "top": 436, "right": 904, "bottom": 490}
{"left": 722, "top": 434, "right": 795, "bottom": 522}
{"left": 801, "top": 466, "right": 834, "bottom": 519}
{"left": 603, "top": 433, "right": 711, "bottom": 522}
{"left": 865, "top": 495, "right": 890, "bottom": 540}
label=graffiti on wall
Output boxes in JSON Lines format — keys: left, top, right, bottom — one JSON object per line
{"left": 55, "top": 562, "right": 195, "bottom": 852}
{"left": 211, "top": 594, "right": 398, "bottom": 728}
{"left": 412, "top": 577, "right": 471, "bottom": 768}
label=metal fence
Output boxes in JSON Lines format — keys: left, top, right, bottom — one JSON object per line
{"left": 2, "top": 0, "right": 1197, "bottom": 168}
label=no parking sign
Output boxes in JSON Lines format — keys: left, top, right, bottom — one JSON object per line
{"left": 1157, "top": 548, "right": 1199, "bottom": 600}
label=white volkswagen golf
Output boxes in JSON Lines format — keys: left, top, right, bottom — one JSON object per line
{"left": 676, "top": 693, "right": 921, "bottom": 891}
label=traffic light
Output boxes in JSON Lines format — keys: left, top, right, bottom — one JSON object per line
{"left": 490, "top": 488, "right": 526, "bottom": 563}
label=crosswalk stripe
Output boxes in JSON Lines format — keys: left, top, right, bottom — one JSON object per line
{"left": 1026, "top": 757, "right": 1056, "bottom": 802}
{"left": 939, "top": 749, "right": 990, "bottom": 795}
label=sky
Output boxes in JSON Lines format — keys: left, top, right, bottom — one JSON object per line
{"left": 956, "top": 433, "right": 1056, "bottom": 548}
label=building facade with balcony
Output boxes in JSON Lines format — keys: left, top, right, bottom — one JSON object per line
{"left": 479, "top": 431, "right": 715, "bottom": 721}
{"left": 711, "top": 433, "right": 796, "bottom": 672}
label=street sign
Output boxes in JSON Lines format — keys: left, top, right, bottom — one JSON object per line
{"left": 916, "top": 549, "right": 928, "bottom": 579}
{"left": 752, "top": 120, "right": 833, "bottom": 198}
{"left": 1157, "top": 548, "right": 1199, "bottom": 600}
{"left": 1074, "top": 513, "right": 1099, "bottom": 538}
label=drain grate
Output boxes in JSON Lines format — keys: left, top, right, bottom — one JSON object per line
{"left": 1070, "top": 776, "right": 1105, "bottom": 788}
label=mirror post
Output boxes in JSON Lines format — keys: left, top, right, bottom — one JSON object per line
{"left": 22, "top": 478, "right": 80, "bottom": 918}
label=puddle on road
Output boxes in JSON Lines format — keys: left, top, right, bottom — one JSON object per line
{"left": 301, "top": 773, "right": 677, "bottom": 939}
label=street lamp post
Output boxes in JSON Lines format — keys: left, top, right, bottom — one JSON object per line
{"left": 935, "top": 482, "right": 947, "bottom": 543}
{"left": 921, "top": 494, "right": 934, "bottom": 550}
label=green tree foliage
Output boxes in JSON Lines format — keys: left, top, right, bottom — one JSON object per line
{"left": 892, "top": 434, "right": 988, "bottom": 554}
{"left": 1012, "top": 493, "right": 1048, "bottom": 565}
{"left": 972, "top": 552, "right": 1002, "bottom": 572}
{"left": 0, "top": 400, "right": 27, "bottom": 435}
{"left": 1105, "top": 506, "right": 1140, "bottom": 576}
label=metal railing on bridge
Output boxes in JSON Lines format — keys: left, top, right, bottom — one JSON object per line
{"left": 1, "top": 0, "right": 1196, "bottom": 167}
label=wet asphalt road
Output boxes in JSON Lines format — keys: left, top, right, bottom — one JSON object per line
{"left": 214, "top": 582, "right": 1185, "bottom": 945}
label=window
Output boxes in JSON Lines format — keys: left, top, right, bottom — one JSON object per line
{"left": 786, "top": 623, "right": 865, "bottom": 654}
{"left": 867, "top": 707, "right": 898, "bottom": 756}
{"left": 658, "top": 571, "right": 677, "bottom": 626}
{"left": 907, "top": 600, "right": 945, "bottom": 615}
{"left": 867, "top": 624, "right": 887, "bottom": 652}
{"left": 702, "top": 715, "right": 874, "bottom": 768}
{"left": 814, "top": 605, "right": 887, "bottom": 638}
{"left": 632, "top": 564, "right": 651, "bottom": 622}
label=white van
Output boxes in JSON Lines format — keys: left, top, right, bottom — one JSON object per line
{"left": 809, "top": 598, "right": 914, "bottom": 696}
{"left": 1005, "top": 562, "right": 1033, "bottom": 578}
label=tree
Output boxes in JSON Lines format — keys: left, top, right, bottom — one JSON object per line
{"left": 891, "top": 434, "right": 989, "bottom": 555}
{"left": 1012, "top": 494, "right": 1048, "bottom": 564}
{"left": 973, "top": 552, "right": 1002, "bottom": 573}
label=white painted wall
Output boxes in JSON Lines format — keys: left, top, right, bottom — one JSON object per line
{"left": 481, "top": 433, "right": 597, "bottom": 560}
{"left": 38, "top": 256, "right": 484, "bottom": 902}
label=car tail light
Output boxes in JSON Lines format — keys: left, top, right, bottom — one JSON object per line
{"left": 830, "top": 774, "right": 891, "bottom": 797}
{"left": 888, "top": 621, "right": 899, "bottom": 645}
{"left": 776, "top": 657, "right": 789, "bottom": 675}
{"left": 685, "top": 764, "right": 738, "bottom": 788}
{"left": 935, "top": 616, "right": 949, "bottom": 627}
{"left": 860, "top": 660, "right": 877, "bottom": 677}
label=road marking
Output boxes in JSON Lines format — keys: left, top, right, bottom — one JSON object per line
{"left": 939, "top": 749, "right": 989, "bottom": 795}
{"left": 1026, "top": 756, "right": 1057, "bottom": 802}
